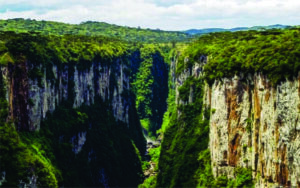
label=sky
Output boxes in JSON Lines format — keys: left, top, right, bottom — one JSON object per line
{"left": 0, "top": 0, "right": 299, "bottom": 31}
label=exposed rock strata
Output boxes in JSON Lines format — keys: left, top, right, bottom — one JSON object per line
{"left": 176, "top": 59, "right": 300, "bottom": 187}
{"left": 207, "top": 74, "right": 300, "bottom": 187}
{"left": 2, "top": 59, "right": 131, "bottom": 131}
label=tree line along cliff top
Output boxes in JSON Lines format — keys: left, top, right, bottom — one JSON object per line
{"left": 177, "top": 28, "right": 300, "bottom": 85}
{"left": 1, "top": 18, "right": 299, "bottom": 86}
{"left": 0, "top": 31, "right": 129, "bottom": 66}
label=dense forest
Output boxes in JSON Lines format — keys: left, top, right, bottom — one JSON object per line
{"left": 0, "top": 18, "right": 299, "bottom": 188}
{"left": 177, "top": 28, "right": 300, "bottom": 84}
{"left": 0, "top": 18, "right": 191, "bottom": 43}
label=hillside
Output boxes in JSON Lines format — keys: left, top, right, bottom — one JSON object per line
{"left": 0, "top": 18, "right": 191, "bottom": 43}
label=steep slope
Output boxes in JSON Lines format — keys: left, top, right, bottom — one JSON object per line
{"left": 0, "top": 31, "right": 150, "bottom": 187}
{"left": 156, "top": 28, "right": 300, "bottom": 187}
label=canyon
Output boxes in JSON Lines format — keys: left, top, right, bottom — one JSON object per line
{"left": 0, "top": 20, "right": 300, "bottom": 188}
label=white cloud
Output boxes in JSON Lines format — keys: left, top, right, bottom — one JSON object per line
{"left": 0, "top": 0, "right": 299, "bottom": 30}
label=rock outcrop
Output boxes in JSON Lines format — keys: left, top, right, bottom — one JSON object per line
{"left": 1, "top": 59, "right": 132, "bottom": 131}
{"left": 176, "top": 57, "right": 300, "bottom": 187}
{"left": 207, "top": 74, "right": 300, "bottom": 187}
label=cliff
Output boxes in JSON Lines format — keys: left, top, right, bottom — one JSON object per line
{"left": 2, "top": 25, "right": 300, "bottom": 188}
{"left": 156, "top": 29, "right": 300, "bottom": 188}
{"left": 168, "top": 60, "right": 300, "bottom": 187}
{"left": 157, "top": 60, "right": 212, "bottom": 187}
{"left": 207, "top": 74, "right": 300, "bottom": 187}
{"left": 0, "top": 32, "right": 148, "bottom": 187}
{"left": 1, "top": 59, "right": 131, "bottom": 131}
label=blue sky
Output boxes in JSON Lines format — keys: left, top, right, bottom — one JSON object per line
{"left": 0, "top": 0, "right": 299, "bottom": 30}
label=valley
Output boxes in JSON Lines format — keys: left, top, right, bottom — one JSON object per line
{"left": 0, "top": 19, "right": 299, "bottom": 188}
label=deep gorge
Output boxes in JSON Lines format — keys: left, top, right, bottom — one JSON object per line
{"left": 0, "top": 20, "right": 300, "bottom": 188}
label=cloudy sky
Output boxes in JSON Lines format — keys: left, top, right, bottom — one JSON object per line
{"left": 0, "top": 0, "right": 299, "bottom": 30}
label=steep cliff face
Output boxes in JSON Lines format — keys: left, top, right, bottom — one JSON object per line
{"left": 154, "top": 28, "right": 300, "bottom": 187}
{"left": 165, "top": 55, "right": 300, "bottom": 187}
{"left": 207, "top": 74, "right": 300, "bottom": 187}
{"left": 0, "top": 31, "right": 150, "bottom": 187}
{"left": 175, "top": 60, "right": 204, "bottom": 105}
{"left": 157, "top": 59, "right": 212, "bottom": 187}
{"left": 2, "top": 59, "right": 131, "bottom": 131}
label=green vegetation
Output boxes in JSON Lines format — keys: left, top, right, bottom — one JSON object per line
{"left": 245, "top": 118, "right": 253, "bottom": 133}
{"left": 133, "top": 44, "right": 169, "bottom": 137}
{"left": 2, "top": 19, "right": 295, "bottom": 188}
{"left": 177, "top": 28, "right": 300, "bottom": 85}
{"left": 149, "top": 146, "right": 161, "bottom": 168}
{"left": 158, "top": 51, "right": 177, "bottom": 134}
{"left": 211, "top": 108, "right": 216, "bottom": 114}
{"left": 157, "top": 77, "right": 211, "bottom": 187}
{"left": 156, "top": 28, "right": 300, "bottom": 186}
{"left": 138, "top": 46, "right": 177, "bottom": 187}
{"left": 138, "top": 146, "right": 161, "bottom": 188}
{"left": 210, "top": 168, "right": 253, "bottom": 188}
{"left": 178, "top": 76, "right": 195, "bottom": 102}
{"left": 0, "top": 123, "right": 61, "bottom": 187}
{"left": 156, "top": 76, "right": 254, "bottom": 187}
{"left": 0, "top": 68, "right": 61, "bottom": 187}
{"left": 226, "top": 168, "right": 254, "bottom": 188}
{"left": 0, "top": 29, "right": 171, "bottom": 137}
{"left": 139, "top": 176, "right": 157, "bottom": 188}
{"left": 0, "top": 30, "right": 147, "bottom": 187}
{"left": 0, "top": 30, "right": 128, "bottom": 67}
{"left": 0, "top": 68, "right": 8, "bottom": 123}
{"left": 0, "top": 30, "right": 130, "bottom": 98}
{"left": 140, "top": 118, "right": 151, "bottom": 132}
{"left": 0, "top": 18, "right": 191, "bottom": 43}
{"left": 18, "top": 97, "right": 144, "bottom": 187}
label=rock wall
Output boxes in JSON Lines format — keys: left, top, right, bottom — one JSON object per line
{"left": 207, "top": 74, "right": 300, "bottom": 187}
{"left": 2, "top": 59, "right": 132, "bottom": 131}
{"left": 175, "top": 57, "right": 300, "bottom": 187}
{"left": 175, "top": 58, "right": 205, "bottom": 105}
